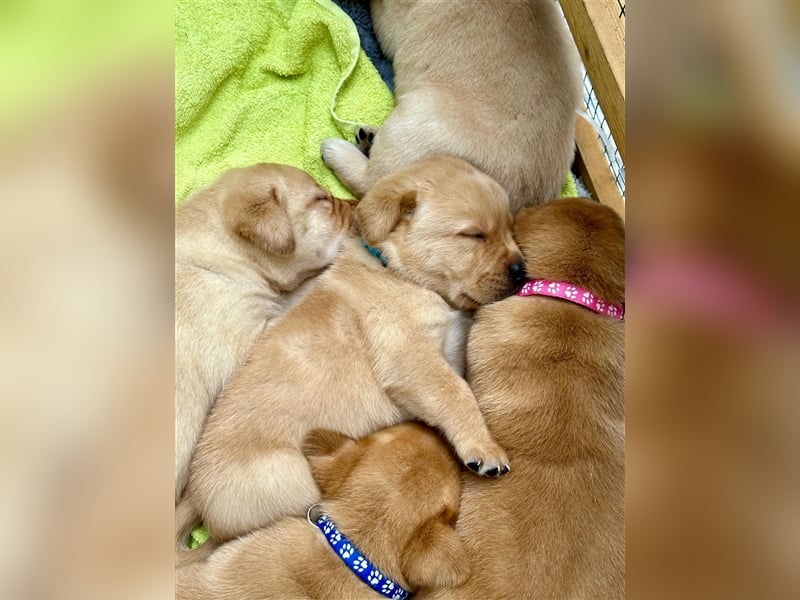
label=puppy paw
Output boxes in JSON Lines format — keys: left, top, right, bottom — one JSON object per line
{"left": 321, "top": 137, "right": 352, "bottom": 168}
{"left": 320, "top": 137, "right": 371, "bottom": 197}
{"left": 461, "top": 443, "right": 510, "bottom": 478}
{"left": 354, "top": 126, "right": 377, "bottom": 157}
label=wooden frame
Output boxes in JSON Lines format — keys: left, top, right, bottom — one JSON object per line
{"left": 573, "top": 116, "right": 625, "bottom": 219}
{"left": 560, "top": 0, "right": 625, "bottom": 220}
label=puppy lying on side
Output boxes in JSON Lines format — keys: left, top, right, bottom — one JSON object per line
{"left": 322, "top": 0, "right": 582, "bottom": 213}
{"left": 177, "top": 423, "right": 469, "bottom": 599}
{"left": 175, "top": 164, "right": 353, "bottom": 501}
{"left": 423, "top": 198, "right": 625, "bottom": 600}
{"left": 179, "top": 155, "right": 525, "bottom": 545}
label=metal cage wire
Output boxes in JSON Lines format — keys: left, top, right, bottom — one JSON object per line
{"left": 561, "top": 0, "right": 626, "bottom": 199}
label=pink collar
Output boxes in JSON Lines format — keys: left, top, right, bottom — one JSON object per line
{"left": 517, "top": 279, "right": 625, "bottom": 320}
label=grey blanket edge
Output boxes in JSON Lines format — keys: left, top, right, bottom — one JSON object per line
{"left": 332, "top": 0, "right": 395, "bottom": 92}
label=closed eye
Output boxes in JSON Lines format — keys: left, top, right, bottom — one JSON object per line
{"left": 459, "top": 231, "right": 485, "bottom": 240}
{"left": 312, "top": 194, "right": 332, "bottom": 208}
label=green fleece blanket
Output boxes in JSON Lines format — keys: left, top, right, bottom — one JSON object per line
{"left": 175, "top": 0, "right": 577, "bottom": 205}
{"left": 175, "top": 0, "right": 395, "bottom": 203}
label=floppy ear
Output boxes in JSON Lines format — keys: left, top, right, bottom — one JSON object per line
{"left": 224, "top": 186, "right": 295, "bottom": 255}
{"left": 355, "top": 174, "right": 418, "bottom": 245}
{"left": 302, "top": 429, "right": 360, "bottom": 498}
{"left": 401, "top": 517, "right": 471, "bottom": 591}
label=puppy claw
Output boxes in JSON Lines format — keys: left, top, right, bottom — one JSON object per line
{"left": 461, "top": 444, "right": 510, "bottom": 477}
{"left": 466, "top": 460, "right": 482, "bottom": 473}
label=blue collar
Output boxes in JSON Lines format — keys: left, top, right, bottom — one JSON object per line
{"left": 361, "top": 238, "right": 388, "bottom": 267}
{"left": 308, "top": 505, "right": 411, "bottom": 600}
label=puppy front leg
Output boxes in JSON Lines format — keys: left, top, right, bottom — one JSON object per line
{"left": 379, "top": 353, "right": 510, "bottom": 477}
{"left": 321, "top": 132, "right": 376, "bottom": 197}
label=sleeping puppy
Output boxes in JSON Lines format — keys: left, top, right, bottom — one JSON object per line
{"left": 321, "top": 0, "right": 582, "bottom": 213}
{"left": 178, "top": 155, "right": 524, "bottom": 544}
{"left": 175, "top": 163, "right": 353, "bottom": 501}
{"left": 422, "top": 198, "right": 625, "bottom": 599}
{"left": 176, "top": 422, "right": 469, "bottom": 599}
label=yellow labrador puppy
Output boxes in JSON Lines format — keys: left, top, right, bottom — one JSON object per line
{"left": 175, "top": 163, "right": 353, "bottom": 501}
{"left": 177, "top": 423, "right": 469, "bottom": 599}
{"left": 422, "top": 198, "right": 625, "bottom": 599}
{"left": 321, "top": 0, "right": 582, "bottom": 213}
{"left": 179, "top": 155, "right": 525, "bottom": 543}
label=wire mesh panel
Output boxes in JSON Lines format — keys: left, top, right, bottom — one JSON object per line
{"left": 560, "top": 0, "right": 626, "bottom": 201}
{"left": 582, "top": 68, "right": 626, "bottom": 197}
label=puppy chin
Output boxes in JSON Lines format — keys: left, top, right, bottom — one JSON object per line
{"left": 472, "top": 284, "right": 517, "bottom": 306}
{"left": 453, "top": 294, "right": 481, "bottom": 311}
{"left": 450, "top": 288, "right": 504, "bottom": 311}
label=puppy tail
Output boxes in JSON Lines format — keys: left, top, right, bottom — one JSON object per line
{"left": 175, "top": 497, "right": 218, "bottom": 567}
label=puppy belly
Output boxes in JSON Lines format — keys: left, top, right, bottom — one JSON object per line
{"left": 202, "top": 450, "right": 319, "bottom": 542}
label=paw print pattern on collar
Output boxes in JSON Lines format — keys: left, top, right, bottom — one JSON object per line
{"left": 518, "top": 278, "right": 624, "bottom": 320}
{"left": 308, "top": 505, "right": 410, "bottom": 600}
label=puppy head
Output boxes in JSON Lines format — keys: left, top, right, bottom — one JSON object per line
{"left": 514, "top": 197, "right": 625, "bottom": 306}
{"left": 356, "top": 155, "right": 524, "bottom": 310}
{"left": 303, "top": 422, "right": 470, "bottom": 592}
{"left": 218, "top": 163, "right": 353, "bottom": 288}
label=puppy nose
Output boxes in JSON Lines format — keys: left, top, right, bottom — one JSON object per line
{"left": 508, "top": 261, "right": 527, "bottom": 287}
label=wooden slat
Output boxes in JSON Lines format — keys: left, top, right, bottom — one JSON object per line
{"left": 574, "top": 116, "right": 625, "bottom": 220}
{"left": 561, "top": 0, "right": 625, "bottom": 162}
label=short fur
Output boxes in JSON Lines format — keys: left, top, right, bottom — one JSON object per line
{"left": 176, "top": 423, "right": 469, "bottom": 599}
{"left": 321, "top": 0, "right": 582, "bottom": 213}
{"left": 175, "top": 163, "right": 353, "bottom": 500}
{"left": 178, "top": 156, "right": 523, "bottom": 545}
{"left": 422, "top": 198, "right": 625, "bottom": 599}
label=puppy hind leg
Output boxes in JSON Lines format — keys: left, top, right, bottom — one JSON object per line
{"left": 175, "top": 441, "right": 191, "bottom": 502}
{"left": 175, "top": 376, "right": 213, "bottom": 501}
{"left": 321, "top": 137, "right": 374, "bottom": 198}
{"left": 202, "top": 449, "right": 320, "bottom": 541}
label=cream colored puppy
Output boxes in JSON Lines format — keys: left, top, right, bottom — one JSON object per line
{"left": 177, "top": 423, "right": 469, "bottom": 599}
{"left": 179, "top": 155, "right": 525, "bottom": 544}
{"left": 321, "top": 0, "right": 582, "bottom": 213}
{"left": 175, "top": 163, "right": 353, "bottom": 501}
{"left": 422, "top": 198, "right": 626, "bottom": 600}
